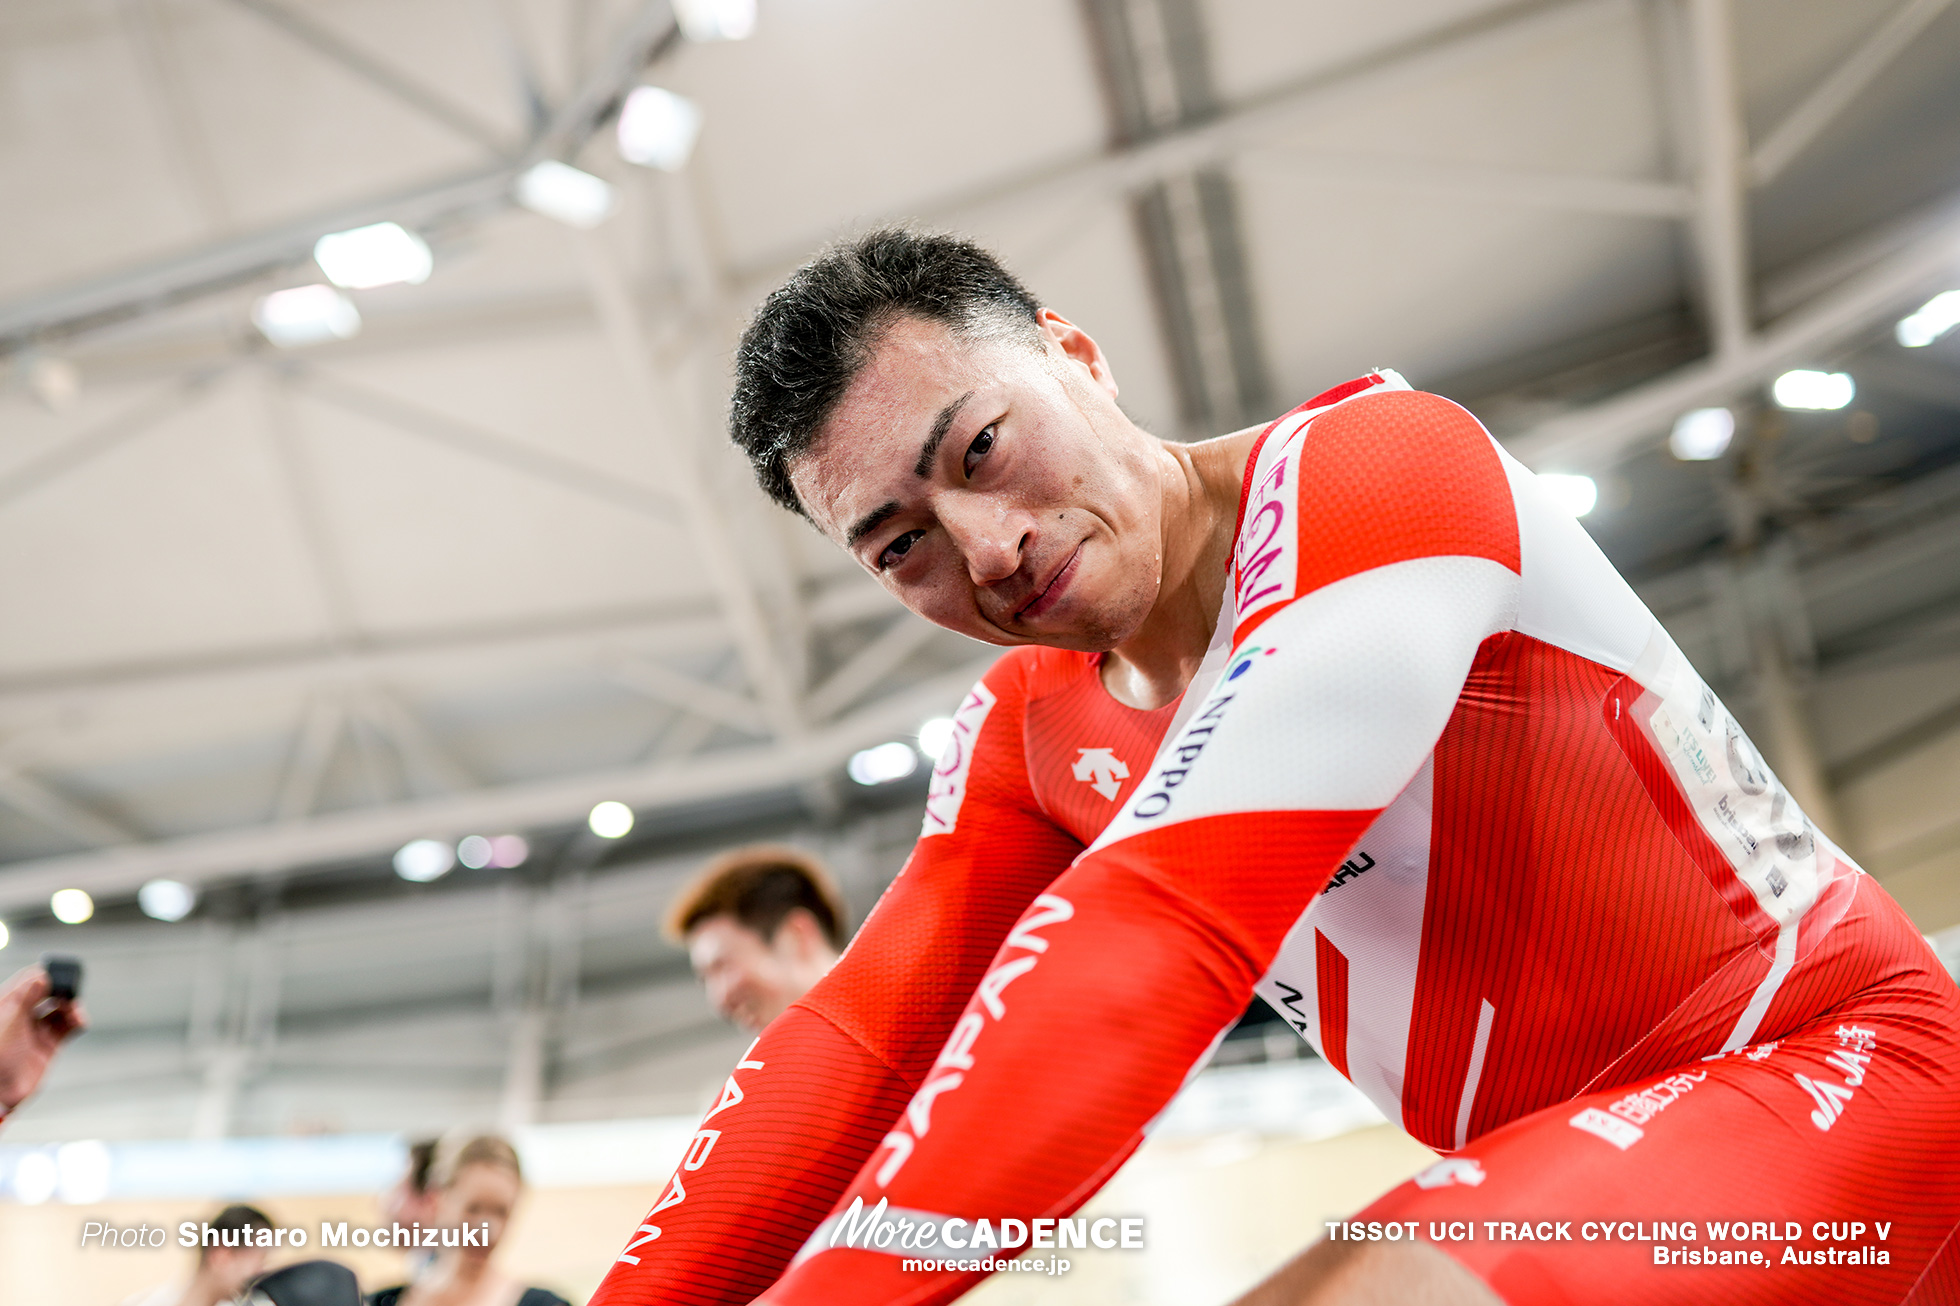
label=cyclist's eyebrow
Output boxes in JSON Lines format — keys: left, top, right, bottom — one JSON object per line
{"left": 847, "top": 500, "right": 899, "bottom": 548}
{"left": 913, "top": 390, "right": 973, "bottom": 478}
{"left": 844, "top": 390, "right": 974, "bottom": 547}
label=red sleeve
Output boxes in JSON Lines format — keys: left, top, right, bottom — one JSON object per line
{"left": 756, "top": 389, "right": 1522, "bottom": 1306}
{"left": 587, "top": 652, "right": 1082, "bottom": 1306}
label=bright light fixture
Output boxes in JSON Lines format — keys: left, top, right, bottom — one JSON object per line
{"left": 393, "top": 839, "right": 455, "bottom": 883}
{"left": 0, "top": 919, "right": 9, "bottom": 950}
{"left": 917, "top": 717, "right": 956, "bottom": 762}
{"left": 848, "top": 741, "right": 920, "bottom": 786}
{"left": 515, "top": 160, "right": 616, "bottom": 229}
{"left": 26, "top": 356, "right": 81, "bottom": 412}
{"left": 673, "top": 0, "right": 756, "bottom": 41}
{"left": 1669, "top": 407, "right": 1735, "bottom": 461}
{"left": 138, "top": 878, "right": 196, "bottom": 922}
{"left": 252, "top": 284, "right": 361, "bottom": 348}
{"left": 50, "top": 889, "right": 94, "bottom": 925}
{"left": 314, "top": 221, "right": 433, "bottom": 289}
{"left": 1772, "top": 369, "right": 1854, "bottom": 411}
{"left": 1537, "top": 473, "right": 1598, "bottom": 518}
{"left": 55, "top": 1140, "right": 113, "bottom": 1205}
{"left": 589, "top": 801, "right": 635, "bottom": 839}
{"left": 1897, "top": 290, "right": 1960, "bottom": 348}
{"left": 11, "top": 1150, "right": 57, "bottom": 1204}
{"left": 617, "top": 86, "right": 702, "bottom": 171}
{"left": 453, "top": 834, "right": 531, "bottom": 868}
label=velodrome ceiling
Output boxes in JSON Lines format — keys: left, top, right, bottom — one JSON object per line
{"left": 2, "top": 0, "right": 1959, "bottom": 936}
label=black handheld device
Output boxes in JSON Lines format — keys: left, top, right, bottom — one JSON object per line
{"left": 40, "top": 954, "right": 82, "bottom": 1002}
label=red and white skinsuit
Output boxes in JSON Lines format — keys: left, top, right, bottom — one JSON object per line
{"left": 591, "top": 374, "right": 1960, "bottom": 1306}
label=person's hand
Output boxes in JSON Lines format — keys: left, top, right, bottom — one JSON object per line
{"left": 0, "top": 965, "right": 88, "bottom": 1119}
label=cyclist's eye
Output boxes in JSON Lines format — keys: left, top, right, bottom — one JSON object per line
{"left": 878, "top": 529, "right": 925, "bottom": 571}
{"left": 963, "top": 424, "right": 996, "bottom": 478}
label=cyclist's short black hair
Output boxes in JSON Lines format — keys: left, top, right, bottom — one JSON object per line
{"left": 729, "top": 227, "right": 1043, "bottom": 517}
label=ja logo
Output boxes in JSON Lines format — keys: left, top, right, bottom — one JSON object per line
{"left": 1072, "top": 748, "right": 1130, "bottom": 800}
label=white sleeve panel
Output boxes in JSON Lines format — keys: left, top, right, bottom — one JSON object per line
{"left": 1088, "top": 554, "right": 1521, "bottom": 852}
{"left": 1492, "top": 441, "right": 1654, "bottom": 674}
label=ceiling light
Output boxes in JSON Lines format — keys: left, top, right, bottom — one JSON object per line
{"left": 25, "top": 356, "right": 81, "bottom": 412}
{"left": 917, "top": 716, "right": 956, "bottom": 762}
{"left": 393, "top": 839, "right": 455, "bottom": 883}
{"left": 314, "top": 221, "right": 433, "bottom": 289}
{"left": 490, "top": 834, "right": 530, "bottom": 867}
{"left": 138, "top": 878, "right": 196, "bottom": 922}
{"left": 50, "top": 889, "right": 94, "bottom": 925}
{"left": 1896, "top": 290, "right": 1960, "bottom": 348}
{"left": 673, "top": 0, "right": 756, "bottom": 40}
{"left": 456, "top": 835, "right": 494, "bottom": 869}
{"left": 1669, "top": 407, "right": 1735, "bottom": 461}
{"left": 1772, "top": 369, "right": 1854, "bottom": 411}
{"left": 848, "top": 741, "right": 920, "bottom": 786}
{"left": 617, "top": 86, "right": 702, "bottom": 171}
{"left": 55, "top": 1140, "right": 112, "bottom": 1205}
{"left": 0, "top": 920, "right": 9, "bottom": 950}
{"left": 252, "top": 285, "right": 361, "bottom": 348}
{"left": 515, "top": 160, "right": 616, "bottom": 229}
{"left": 11, "top": 1150, "right": 57, "bottom": 1204}
{"left": 1537, "top": 473, "right": 1598, "bottom": 518}
{"left": 589, "top": 801, "right": 634, "bottom": 839}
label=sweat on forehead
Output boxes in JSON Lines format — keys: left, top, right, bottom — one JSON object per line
{"left": 790, "top": 320, "right": 1016, "bottom": 541}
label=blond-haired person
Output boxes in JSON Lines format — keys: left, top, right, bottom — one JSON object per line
{"left": 365, "top": 1133, "right": 567, "bottom": 1306}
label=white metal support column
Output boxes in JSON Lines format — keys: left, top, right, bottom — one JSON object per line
{"left": 1685, "top": 0, "right": 1751, "bottom": 361}
{"left": 571, "top": 231, "right": 808, "bottom": 745}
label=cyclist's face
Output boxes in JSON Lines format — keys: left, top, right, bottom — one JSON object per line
{"left": 792, "top": 312, "right": 1165, "bottom": 652}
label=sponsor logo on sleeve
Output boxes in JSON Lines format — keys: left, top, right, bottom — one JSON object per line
{"left": 1234, "top": 428, "right": 1304, "bottom": 629}
{"left": 1795, "top": 1025, "right": 1876, "bottom": 1131}
{"left": 1568, "top": 1106, "right": 1643, "bottom": 1150}
{"left": 920, "top": 681, "right": 998, "bottom": 837}
{"left": 1128, "top": 646, "right": 1274, "bottom": 821}
{"left": 1413, "top": 1158, "right": 1487, "bottom": 1189}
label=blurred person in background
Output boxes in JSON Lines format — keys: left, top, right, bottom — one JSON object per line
{"left": 664, "top": 844, "right": 847, "bottom": 1033}
{"left": 379, "top": 1137, "right": 441, "bottom": 1279}
{"left": 0, "top": 962, "right": 86, "bottom": 1131}
{"left": 121, "top": 1204, "right": 274, "bottom": 1306}
{"left": 366, "top": 1132, "right": 567, "bottom": 1306}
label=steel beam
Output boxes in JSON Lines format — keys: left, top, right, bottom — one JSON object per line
{"left": 570, "top": 229, "right": 808, "bottom": 742}
{"left": 1684, "top": 0, "right": 1751, "bottom": 360}
{"left": 730, "top": 0, "right": 1628, "bottom": 289}
{"left": 121, "top": 0, "right": 234, "bottom": 232}
{"left": 293, "top": 367, "right": 683, "bottom": 519}
{"left": 0, "top": 658, "right": 991, "bottom": 914}
{"left": 0, "top": 770, "right": 141, "bottom": 848}
{"left": 227, "top": 0, "right": 517, "bottom": 156}
{"left": 0, "top": 368, "right": 230, "bottom": 512}
{"left": 804, "top": 615, "right": 943, "bottom": 722}
{"left": 1503, "top": 192, "right": 1960, "bottom": 470}
{"left": 0, "top": 577, "right": 893, "bottom": 720}
{"left": 1748, "top": 0, "right": 1956, "bottom": 187}
{"left": 601, "top": 654, "right": 769, "bottom": 736}
{"left": 1241, "top": 149, "right": 1692, "bottom": 217}
{"left": 0, "top": 1, "right": 678, "bottom": 352}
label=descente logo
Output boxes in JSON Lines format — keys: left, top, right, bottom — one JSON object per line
{"left": 1129, "top": 646, "right": 1275, "bottom": 820}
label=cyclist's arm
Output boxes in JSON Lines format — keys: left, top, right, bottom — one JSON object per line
{"left": 586, "top": 656, "right": 1082, "bottom": 1306}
